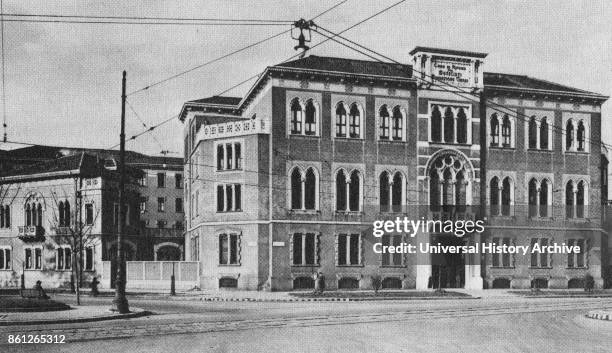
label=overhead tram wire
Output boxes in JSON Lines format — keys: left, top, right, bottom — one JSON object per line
{"left": 0, "top": 13, "right": 292, "bottom": 23}
{"left": 312, "top": 25, "right": 612, "bottom": 152}
{"left": 216, "top": 0, "right": 406, "bottom": 98}
{"left": 125, "top": 99, "right": 165, "bottom": 152}
{"left": 126, "top": 0, "right": 351, "bottom": 97}
{"left": 0, "top": 19, "right": 290, "bottom": 26}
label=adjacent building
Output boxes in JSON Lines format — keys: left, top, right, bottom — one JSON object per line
{"left": 180, "top": 47, "right": 610, "bottom": 290}
{"left": 0, "top": 146, "right": 185, "bottom": 288}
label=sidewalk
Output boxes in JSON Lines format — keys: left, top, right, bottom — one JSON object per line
{"left": 0, "top": 306, "right": 148, "bottom": 326}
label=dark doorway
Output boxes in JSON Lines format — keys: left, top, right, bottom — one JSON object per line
{"left": 430, "top": 236, "right": 465, "bottom": 289}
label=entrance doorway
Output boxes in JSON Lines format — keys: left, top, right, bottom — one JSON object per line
{"left": 430, "top": 236, "right": 465, "bottom": 289}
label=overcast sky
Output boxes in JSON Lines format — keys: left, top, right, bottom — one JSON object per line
{"left": 0, "top": 0, "right": 610, "bottom": 157}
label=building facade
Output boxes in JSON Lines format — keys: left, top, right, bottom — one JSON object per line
{"left": 0, "top": 153, "right": 141, "bottom": 288}
{"left": 180, "top": 47, "right": 610, "bottom": 290}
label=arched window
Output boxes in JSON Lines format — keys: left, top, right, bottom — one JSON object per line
{"left": 442, "top": 168, "right": 453, "bottom": 207}
{"left": 391, "top": 106, "right": 403, "bottom": 141}
{"left": 349, "top": 103, "right": 361, "bottom": 138}
{"left": 443, "top": 107, "right": 454, "bottom": 143}
{"left": 391, "top": 172, "right": 403, "bottom": 211}
{"left": 528, "top": 117, "right": 538, "bottom": 149}
{"left": 379, "top": 105, "right": 390, "bottom": 140}
{"left": 456, "top": 108, "right": 467, "bottom": 144}
{"left": 290, "top": 98, "right": 303, "bottom": 134}
{"left": 577, "top": 121, "right": 585, "bottom": 151}
{"left": 490, "top": 114, "right": 499, "bottom": 146}
{"left": 539, "top": 118, "right": 549, "bottom": 150}
{"left": 304, "top": 168, "right": 316, "bottom": 210}
{"left": 502, "top": 115, "right": 511, "bottom": 146}
{"left": 431, "top": 105, "right": 442, "bottom": 142}
{"left": 455, "top": 170, "right": 466, "bottom": 209}
{"left": 528, "top": 179, "right": 538, "bottom": 217}
{"left": 335, "top": 103, "right": 347, "bottom": 138}
{"left": 379, "top": 172, "right": 390, "bottom": 211}
{"left": 501, "top": 177, "right": 512, "bottom": 216}
{"left": 26, "top": 204, "right": 31, "bottom": 226}
{"left": 304, "top": 100, "right": 316, "bottom": 135}
{"left": 566, "top": 181, "right": 575, "bottom": 218}
{"left": 349, "top": 171, "right": 361, "bottom": 212}
{"left": 576, "top": 181, "right": 585, "bottom": 218}
{"left": 429, "top": 168, "right": 440, "bottom": 210}
{"left": 566, "top": 120, "right": 574, "bottom": 150}
{"left": 58, "top": 201, "right": 65, "bottom": 226}
{"left": 290, "top": 168, "right": 302, "bottom": 210}
{"left": 490, "top": 177, "right": 499, "bottom": 215}
{"left": 540, "top": 179, "right": 549, "bottom": 217}
{"left": 336, "top": 170, "right": 347, "bottom": 211}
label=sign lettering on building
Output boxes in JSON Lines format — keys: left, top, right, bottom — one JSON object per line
{"left": 431, "top": 58, "right": 473, "bottom": 87}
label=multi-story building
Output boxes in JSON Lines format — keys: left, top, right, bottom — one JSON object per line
{"left": 0, "top": 153, "right": 142, "bottom": 288}
{"left": 0, "top": 145, "right": 184, "bottom": 268}
{"left": 180, "top": 47, "right": 610, "bottom": 291}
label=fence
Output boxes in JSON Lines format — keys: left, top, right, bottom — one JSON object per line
{"left": 100, "top": 261, "right": 199, "bottom": 290}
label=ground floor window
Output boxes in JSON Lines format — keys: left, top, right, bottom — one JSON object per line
{"left": 338, "top": 277, "right": 360, "bottom": 289}
{"left": 530, "top": 238, "right": 550, "bottom": 268}
{"left": 381, "top": 234, "right": 402, "bottom": 266}
{"left": 492, "top": 237, "right": 512, "bottom": 267}
{"left": 56, "top": 247, "right": 71, "bottom": 270}
{"left": 84, "top": 247, "right": 94, "bottom": 271}
{"left": 381, "top": 277, "right": 402, "bottom": 289}
{"left": 337, "top": 233, "right": 361, "bottom": 266}
{"left": 25, "top": 247, "right": 42, "bottom": 270}
{"left": 219, "top": 277, "right": 238, "bottom": 288}
{"left": 567, "top": 239, "right": 586, "bottom": 268}
{"left": 219, "top": 233, "right": 240, "bottom": 265}
{"left": 293, "top": 276, "right": 315, "bottom": 289}
{"left": 0, "top": 248, "right": 10, "bottom": 270}
{"left": 292, "top": 233, "right": 317, "bottom": 266}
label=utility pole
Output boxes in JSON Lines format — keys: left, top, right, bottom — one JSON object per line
{"left": 113, "top": 71, "right": 130, "bottom": 313}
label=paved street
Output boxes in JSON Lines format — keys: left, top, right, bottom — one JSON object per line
{"left": 1, "top": 295, "right": 611, "bottom": 352}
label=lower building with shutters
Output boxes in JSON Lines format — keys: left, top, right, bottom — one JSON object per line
{"left": 180, "top": 46, "right": 610, "bottom": 291}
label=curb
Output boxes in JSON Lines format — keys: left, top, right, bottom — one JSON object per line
{"left": 586, "top": 310, "right": 612, "bottom": 321}
{"left": 0, "top": 308, "right": 151, "bottom": 326}
{"left": 200, "top": 296, "right": 478, "bottom": 302}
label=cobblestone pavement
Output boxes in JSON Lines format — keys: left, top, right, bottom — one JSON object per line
{"left": 0, "top": 298, "right": 610, "bottom": 345}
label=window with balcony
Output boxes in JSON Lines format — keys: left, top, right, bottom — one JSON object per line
{"left": 25, "top": 202, "right": 43, "bottom": 227}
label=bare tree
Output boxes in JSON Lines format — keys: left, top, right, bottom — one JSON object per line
{"left": 48, "top": 178, "right": 100, "bottom": 305}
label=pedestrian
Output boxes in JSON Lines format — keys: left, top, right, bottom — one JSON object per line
{"left": 34, "top": 280, "right": 50, "bottom": 299}
{"left": 314, "top": 272, "right": 325, "bottom": 295}
{"left": 90, "top": 277, "right": 100, "bottom": 297}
